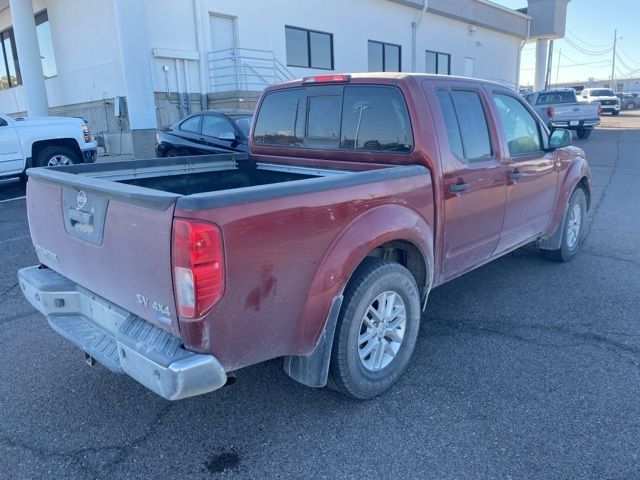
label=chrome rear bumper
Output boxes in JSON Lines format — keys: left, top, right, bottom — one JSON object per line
{"left": 18, "top": 266, "right": 227, "bottom": 400}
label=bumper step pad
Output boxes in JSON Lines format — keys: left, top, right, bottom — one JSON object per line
{"left": 49, "top": 315, "right": 122, "bottom": 372}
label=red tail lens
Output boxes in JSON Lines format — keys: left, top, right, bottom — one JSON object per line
{"left": 302, "top": 74, "right": 351, "bottom": 84}
{"left": 546, "top": 106, "right": 554, "bottom": 119}
{"left": 172, "top": 218, "right": 224, "bottom": 319}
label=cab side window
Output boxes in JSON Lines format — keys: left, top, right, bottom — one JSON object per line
{"left": 492, "top": 93, "right": 543, "bottom": 156}
{"left": 436, "top": 89, "right": 492, "bottom": 162}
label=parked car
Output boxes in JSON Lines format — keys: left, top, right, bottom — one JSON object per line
{"left": 616, "top": 92, "right": 640, "bottom": 110}
{"left": 155, "top": 109, "right": 253, "bottom": 157}
{"left": 524, "top": 88, "right": 600, "bottom": 139}
{"left": 578, "top": 88, "right": 621, "bottom": 115}
{"left": 19, "top": 73, "right": 591, "bottom": 402}
{"left": 0, "top": 113, "right": 96, "bottom": 180}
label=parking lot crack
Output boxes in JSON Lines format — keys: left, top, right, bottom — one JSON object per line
{"left": 0, "top": 403, "right": 174, "bottom": 479}
{"left": 581, "top": 129, "right": 620, "bottom": 245}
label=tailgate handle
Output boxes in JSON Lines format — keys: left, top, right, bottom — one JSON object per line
{"left": 68, "top": 208, "right": 94, "bottom": 226}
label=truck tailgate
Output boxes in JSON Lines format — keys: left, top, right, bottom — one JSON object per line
{"left": 553, "top": 103, "right": 598, "bottom": 122}
{"left": 26, "top": 175, "right": 180, "bottom": 334}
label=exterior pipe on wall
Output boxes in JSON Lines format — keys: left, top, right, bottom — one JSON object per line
{"left": 184, "top": 59, "right": 192, "bottom": 115}
{"left": 193, "top": 0, "right": 208, "bottom": 110}
{"left": 175, "top": 58, "right": 185, "bottom": 119}
{"left": 411, "top": 0, "right": 429, "bottom": 72}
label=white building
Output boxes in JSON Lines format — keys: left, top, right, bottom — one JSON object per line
{"left": 0, "top": 0, "right": 568, "bottom": 157}
{"left": 554, "top": 77, "right": 640, "bottom": 94}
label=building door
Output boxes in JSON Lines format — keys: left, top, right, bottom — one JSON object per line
{"left": 464, "top": 57, "right": 475, "bottom": 78}
{"left": 209, "top": 13, "right": 238, "bottom": 92}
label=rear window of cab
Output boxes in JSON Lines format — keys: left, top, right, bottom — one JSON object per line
{"left": 252, "top": 85, "right": 414, "bottom": 153}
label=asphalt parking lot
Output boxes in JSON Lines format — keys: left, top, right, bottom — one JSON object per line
{"left": 1, "top": 111, "right": 639, "bottom": 479}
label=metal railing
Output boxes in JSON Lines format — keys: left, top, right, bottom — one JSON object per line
{"left": 207, "top": 48, "right": 295, "bottom": 92}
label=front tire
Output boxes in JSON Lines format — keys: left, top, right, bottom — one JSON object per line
{"left": 543, "top": 188, "right": 587, "bottom": 262}
{"left": 612, "top": 110, "right": 620, "bottom": 116}
{"left": 627, "top": 102, "right": 635, "bottom": 110}
{"left": 576, "top": 128, "right": 592, "bottom": 139}
{"left": 35, "top": 146, "right": 80, "bottom": 167}
{"left": 329, "top": 258, "right": 421, "bottom": 400}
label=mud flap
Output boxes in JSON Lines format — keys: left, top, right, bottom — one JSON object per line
{"left": 283, "top": 295, "right": 343, "bottom": 388}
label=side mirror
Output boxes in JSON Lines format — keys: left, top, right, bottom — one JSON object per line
{"left": 549, "top": 129, "right": 572, "bottom": 149}
{"left": 218, "top": 131, "right": 237, "bottom": 141}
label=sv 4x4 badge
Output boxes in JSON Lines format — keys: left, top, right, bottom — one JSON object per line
{"left": 136, "top": 294, "right": 171, "bottom": 322}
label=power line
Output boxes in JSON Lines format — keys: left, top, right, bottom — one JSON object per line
{"left": 617, "top": 45, "right": 640, "bottom": 67}
{"left": 555, "top": 49, "right": 610, "bottom": 67}
{"left": 565, "top": 28, "right": 611, "bottom": 49}
{"left": 563, "top": 37, "right": 613, "bottom": 56}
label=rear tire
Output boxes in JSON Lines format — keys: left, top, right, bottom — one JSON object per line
{"left": 576, "top": 128, "right": 592, "bottom": 139}
{"left": 329, "top": 258, "right": 421, "bottom": 400}
{"left": 542, "top": 188, "right": 587, "bottom": 263}
{"left": 627, "top": 102, "right": 635, "bottom": 110}
{"left": 35, "top": 145, "right": 80, "bottom": 167}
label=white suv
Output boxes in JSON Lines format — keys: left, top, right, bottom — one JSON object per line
{"left": 579, "top": 88, "right": 621, "bottom": 116}
{"left": 0, "top": 113, "right": 97, "bottom": 180}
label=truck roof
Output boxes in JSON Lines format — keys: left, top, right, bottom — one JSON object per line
{"left": 267, "top": 72, "right": 515, "bottom": 92}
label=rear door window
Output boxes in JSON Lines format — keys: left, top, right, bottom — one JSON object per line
{"left": 436, "top": 89, "right": 492, "bottom": 162}
{"left": 202, "top": 115, "right": 235, "bottom": 139}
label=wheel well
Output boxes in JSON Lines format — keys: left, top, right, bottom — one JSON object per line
{"left": 578, "top": 176, "right": 591, "bottom": 210}
{"left": 32, "top": 138, "right": 82, "bottom": 163}
{"left": 365, "top": 240, "right": 429, "bottom": 300}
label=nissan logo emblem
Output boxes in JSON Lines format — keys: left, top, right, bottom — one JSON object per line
{"left": 77, "top": 190, "right": 87, "bottom": 209}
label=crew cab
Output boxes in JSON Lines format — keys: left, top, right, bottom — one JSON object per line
{"left": 578, "top": 88, "right": 621, "bottom": 115}
{"left": 0, "top": 113, "right": 97, "bottom": 180}
{"left": 524, "top": 88, "right": 600, "bottom": 139}
{"left": 19, "top": 74, "right": 591, "bottom": 401}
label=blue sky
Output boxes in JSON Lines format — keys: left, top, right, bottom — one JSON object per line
{"left": 492, "top": 0, "right": 640, "bottom": 86}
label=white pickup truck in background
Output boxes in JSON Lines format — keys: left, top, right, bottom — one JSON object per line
{"left": 578, "top": 88, "right": 621, "bottom": 116}
{"left": 524, "top": 89, "right": 601, "bottom": 139}
{"left": 0, "top": 113, "right": 97, "bottom": 180}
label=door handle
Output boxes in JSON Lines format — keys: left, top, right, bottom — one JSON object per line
{"left": 448, "top": 182, "right": 470, "bottom": 193}
{"left": 508, "top": 170, "right": 522, "bottom": 180}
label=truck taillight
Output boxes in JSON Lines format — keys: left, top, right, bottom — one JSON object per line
{"left": 546, "top": 106, "right": 554, "bottom": 119}
{"left": 171, "top": 218, "right": 224, "bottom": 319}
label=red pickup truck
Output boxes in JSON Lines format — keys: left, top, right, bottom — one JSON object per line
{"left": 19, "top": 73, "right": 591, "bottom": 400}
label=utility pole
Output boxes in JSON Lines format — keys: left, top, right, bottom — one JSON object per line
{"left": 611, "top": 29, "right": 617, "bottom": 91}
{"left": 545, "top": 39, "right": 554, "bottom": 89}
{"left": 555, "top": 48, "right": 561, "bottom": 87}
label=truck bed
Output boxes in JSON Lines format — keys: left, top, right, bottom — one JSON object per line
{"left": 25, "top": 153, "right": 431, "bottom": 362}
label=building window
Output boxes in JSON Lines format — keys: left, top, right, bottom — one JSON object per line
{"left": 285, "top": 26, "right": 333, "bottom": 70}
{"left": 0, "top": 9, "right": 57, "bottom": 90}
{"left": 425, "top": 50, "right": 450, "bottom": 75}
{"left": 0, "top": 29, "right": 20, "bottom": 89}
{"left": 368, "top": 41, "right": 401, "bottom": 72}
{"left": 36, "top": 10, "right": 57, "bottom": 79}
